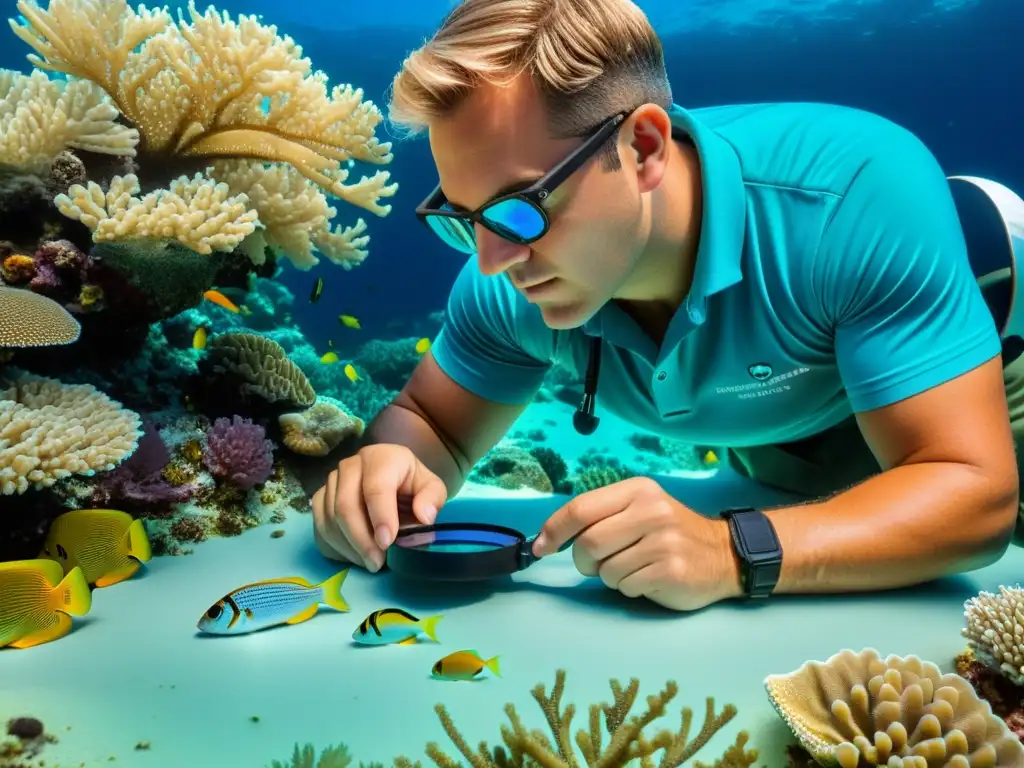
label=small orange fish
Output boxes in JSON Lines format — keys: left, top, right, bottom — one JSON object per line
{"left": 415, "top": 337, "right": 431, "bottom": 354}
{"left": 203, "top": 289, "right": 239, "bottom": 313}
{"left": 431, "top": 649, "right": 501, "bottom": 681}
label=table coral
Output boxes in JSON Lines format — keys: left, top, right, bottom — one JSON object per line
{"left": 399, "top": 668, "right": 757, "bottom": 768}
{"left": 10, "top": 0, "right": 398, "bottom": 269}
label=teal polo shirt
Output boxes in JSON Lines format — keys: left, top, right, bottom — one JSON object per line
{"left": 430, "top": 102, "right": 1001, "bottom": 447}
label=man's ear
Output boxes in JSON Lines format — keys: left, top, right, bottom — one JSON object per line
{"left": 626, "top": 104, "right": 672, "bottom": 193}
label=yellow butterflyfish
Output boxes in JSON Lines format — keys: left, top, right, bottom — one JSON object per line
{"left": 415, "top": 337, "right": 431, "bottom": 354}
{"left": 338, "top": 314, "right": 361, "bottom": 329}
{"left": 40, "top": 509, "right": 152, "bottom": 588}
{"left": 320, "top": 351, "right": 340, "bottom": 364}
{"left": 0, "top": 559, "right": 92, "bottom": 649}
{"left": 192, "top": 326, "right": 207, "bottom": 350}
{"left": 343, "top": 363, "right": 359, "bottom": 382}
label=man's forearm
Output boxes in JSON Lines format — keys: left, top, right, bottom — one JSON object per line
{"left": 360, "top": 402, "right": 468, "bottom": 498}
{"left": 759, "top": 463, "right": 1017, "bottom": 593}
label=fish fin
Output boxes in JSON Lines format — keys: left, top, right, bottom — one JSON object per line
{"left": 485, "top": 656, "right": 502, "bottom": 678}
{"left": 285, "top": 604, "right": 319, "bottom": 625}
{"left": 1, "top": 558, "right": 64, "bottom": 583}
{"left": 93, "top": 560, "right": 140, "bottom": 588}
{"left": 10, "top": 613, "right": 73, "bottom": 649}
{"left": 397, "top": 635, "right": 418, "bottom": 645}
{"left": 126, "top": 519, "right": 152, "bottom": 563}
{"left": 53, "top": 566, "right": 91, "bottom": 616}
{"left": 418, "top": 614, "right": 443, "bottom": 643}
{"left": 248, "top": 576, "right": 314, "bottom": 589}
{"left": 317, "top": 569, "right": 350, "bottom": 612}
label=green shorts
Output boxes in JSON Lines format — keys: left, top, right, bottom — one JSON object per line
{"left": 727, "top": 353, "right": 1024, "bottom": 516}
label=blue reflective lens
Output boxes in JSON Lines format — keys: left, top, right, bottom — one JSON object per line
{"left": 481, "top": 198, "right": 545, "bottom": 241}
{"left": 393, "top": 527, "right": 520, "bottom": 553}
{"left": 425, "top": 213, "right": 476, "bottom": 254}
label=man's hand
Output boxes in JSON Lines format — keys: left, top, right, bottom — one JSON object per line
{"left": 531, "top": 476, "right": 742, "bottom": 611}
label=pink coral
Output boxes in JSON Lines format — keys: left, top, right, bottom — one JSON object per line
{"left": 203, "top": 416, "right": 274, "bottom": 490}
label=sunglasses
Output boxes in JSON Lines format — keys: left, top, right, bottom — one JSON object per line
{"left": 415, "top": 110, "right": 630, "bottom": 254}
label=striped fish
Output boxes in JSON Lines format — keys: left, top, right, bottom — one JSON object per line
{"left": 197, "top": 570, "right": 349, "bottom": 635}
{"left": 352, "top": 607, "right": 443, "bottom": 646}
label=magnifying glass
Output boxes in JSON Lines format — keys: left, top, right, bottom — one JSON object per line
{"left": 385, "top": 522, "right": 574, "bottom": 581}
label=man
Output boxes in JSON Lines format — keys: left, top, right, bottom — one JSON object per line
{"left": 311, "top": 0, "right": 1020, "bottom": 611}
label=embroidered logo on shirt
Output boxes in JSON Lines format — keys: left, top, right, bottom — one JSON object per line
{"left": 747, "top": 363, "right": 773, "bottom": 381}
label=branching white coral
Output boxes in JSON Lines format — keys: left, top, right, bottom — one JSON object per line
{"left": 0, "top": 68, "right": 138, "bottom": 172}
{"left": 0, "top": 372, "right": 142, "bottom": 496}
{"left": 54, "top": 173, "right": 260, "bottom": 255}
{"left": 963, "top": 585, "right": 1024, "bottom": 685}
{"left": 11, "top": 0, "right": 398, "bottom": 217}
{"left": 210, "top": 160, "right": 370, "bottom": 270}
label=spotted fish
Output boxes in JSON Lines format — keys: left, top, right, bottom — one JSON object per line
{"left": 197, "top": 570, "right": 349, "bottom": 635}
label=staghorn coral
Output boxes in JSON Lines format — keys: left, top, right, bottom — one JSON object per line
{"left": 400, "top": 668, "right": 756, "bottom": 768}
{"left": 204, "top": 331, "right": 316, "bottom": 408}
{"left": 278, "top": 396, "right": 363, "bottom": 457}
{"left": 963, "top": 585, "right": 1024, "bottom": 686}
{"left": 0, "top": 285, "right": 80, "bottom": 347}
{"left": 0, "top": 371, "right": 142, "bottom": 495}
{"left": 11, "top": 0, "right": 397, "bottom": 267}
{"left": 764, "top": 648, "right": 1024, "bottom": 767}
{"left": 55, "top": 172, "right": 259, "bottom": 255}
{"left": 0, "top": 68, "right": 138, "bottom": 173}
{"left": 203, "top": 415, "right": 274, "bottom": 489}
{"left": 270, "top": 743, "right": 356, "bottom": 768}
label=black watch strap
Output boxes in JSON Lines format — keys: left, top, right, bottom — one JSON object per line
{"left": 720, "top": 507, "right": 782, "bottom": 598}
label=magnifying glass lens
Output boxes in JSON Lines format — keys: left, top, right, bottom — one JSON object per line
{"left": 393, "top": 527, "right": 520, "bottom": 553}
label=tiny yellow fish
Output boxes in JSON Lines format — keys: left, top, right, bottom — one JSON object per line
{"left": 197, "top": 570, "right": 349, "bottom": 635}
{"left": 352, "top": 608, "right": 443, "bottom": 646}
{"left": 203, "top": 289, "right": 240, "bottom": 313}
{"left": 192, "top": 326, "right": 207, "bottom": 350}
{"left": 40, "top": 509, "right": 152, "bottom": 588}
{"left": 431, "top": 649, "right": 501, "bottom": 681}
{"left": 415, "top": 337, "right": 431, "bottom": 354}
{"left": 703, "top": 450, "right": 719, "bottom": 465}
{"left": 320, "top": 351, "right": 339, "bottom": 364}
{"left": 310, "top": 275, "right": 324, "bottom": 303}
{"left": 343, "top": 363, "right": 359, "bottom": 382}
{"left": 338, "top": 314, "right": 361, "bottom": 329}
{"left": 0, "top": 559, "right": 92, "bottom": 649}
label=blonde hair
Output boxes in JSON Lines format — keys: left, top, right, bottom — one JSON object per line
{"left": 387, "top": 0, "right": 671, "bottom": 166}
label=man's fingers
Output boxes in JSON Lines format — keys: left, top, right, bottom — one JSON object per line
{"left": 534, "top": 479, "right": 642, "bottom": 556}
{"left": 336, "top": 460, "right": 384, "bottom": 571}
{"left": 409, "top": 463, "right": 446, "bottom": 525}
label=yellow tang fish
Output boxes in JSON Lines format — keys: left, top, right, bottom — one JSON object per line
{"left": 338, "top": 314, "right": 361, "bottom": 329}
{"left": 0, "top": 559, "right": 92, "bottom": 649}
{"left": 703, "top": 450, "right": 719, "bottom": 465}
{"left": 343, "top": 363, "right": 359, "bottom": 382}
{"left": 197, "top": 570, "right": 349, "bottom": 636}
{"left": 431, "top": 649, "right": 501, "bottom": 681}
{"left": 415, "top": 337, "right": 431, "bottom": 354}
{"left": 352, "top": 608, "right": 443, "bottom": 646}
{"left": 203, "top": 289, "right": 240, "bottom": 313}
{"left": 320, "top": 351, "right": 339, "bottom": 364}
{"left": 192, "top": 326, "right": 207, "bottom": 350}
{"left": 41, "top": 509, "right": 152, "bottom": 588}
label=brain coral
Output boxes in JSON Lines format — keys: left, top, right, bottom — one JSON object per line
{"left": 0, "top": 285, "right": 81, "bottom": 347}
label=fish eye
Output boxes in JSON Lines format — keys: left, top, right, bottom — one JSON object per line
{"left": 206, "top": 604, "right": 223, "bottom": 620}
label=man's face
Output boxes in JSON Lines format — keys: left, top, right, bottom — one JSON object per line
{"left": 428, "top": 75, "right": 654, "bottom": 330}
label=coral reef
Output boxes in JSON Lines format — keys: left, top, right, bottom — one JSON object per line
{"left": 764, "top": 648, "right": 1024, "bottom": 767}
{"left": 200, "top": 331, "right": 316, "bottom": 412}
{"left": 271, "top": 743, "right": 359, "bottom": 768}
{"left": 396, "top": 668, "right": 757, "bottom": 768}
{"left": 1, "top": 715, "right": 56, "bottom": 768}
{"left": 279, "top": 396, "right": 363, "bottom": 457}
{"left": 955, "top": 649, "right": 1024, "bottom": 741}
{"left": 0, "top": 285, "right": 79, "bottom": 347}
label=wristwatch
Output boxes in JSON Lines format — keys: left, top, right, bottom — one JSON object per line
{"left": 719, "top": 507, "right": 782, "bottom": 598}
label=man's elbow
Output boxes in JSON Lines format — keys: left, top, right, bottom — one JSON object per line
{"left": 959, "top": 468, "right": 1019, "bottom": 570}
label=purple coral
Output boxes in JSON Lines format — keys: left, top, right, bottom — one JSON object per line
{"left": 92, "top": 421, "right": 197, "bottom": 510}
{"left": 203, "top": 416, "right": 274, "bottom": 490}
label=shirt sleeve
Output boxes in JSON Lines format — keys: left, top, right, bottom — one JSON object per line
{"left": 429, "top": 260, "right": 553, "bottom": 405}
{"left": 814, "top": 127, "right": 1001, "bottom": 413}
